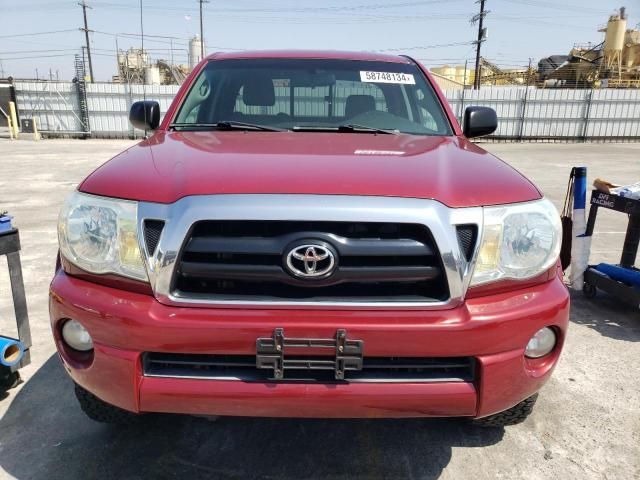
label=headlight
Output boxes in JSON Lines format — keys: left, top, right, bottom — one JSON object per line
{"left": 58, "top": 191, "right": 148, "bottom": 281}
{"left": 471, "top": 198, "right": 561, "bottom": 286}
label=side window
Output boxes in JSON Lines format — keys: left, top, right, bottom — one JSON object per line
{"left": 175, "top": 73, "right": 213, "bottom": 123}
{"left": 333, "top": 80, "right": 387, "bottom": 118}
{"left": 414, "top": 88, "right": 438, "bottom": 131}
{"left": 183, "top": 104, "right": 200, "bottom": 123}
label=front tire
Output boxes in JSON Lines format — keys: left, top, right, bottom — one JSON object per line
{"left": 472, "top": 393, "right": 538, "bottom": 427}
{"left": 74, "top": 384, "right": 140, "bottom": 424}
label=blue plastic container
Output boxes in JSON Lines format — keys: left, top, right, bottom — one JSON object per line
{"left": 0, "top": 215, "right": 13, "bottom": 234}
{"left": 594, "top": 263, "right": 640, "bottom": 289}
{"left": 0, "top": 336, "right": 25, "bottom": 367}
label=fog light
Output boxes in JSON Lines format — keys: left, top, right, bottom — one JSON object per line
{"left": 61, "top": 319, "right": 94, "bottom": 352}
{"left": 525, "top": 327, "right": 556, "bottom": 358}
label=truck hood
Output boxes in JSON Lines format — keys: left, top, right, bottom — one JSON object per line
{"left": 79, "top": 131, "right": 540, "bottom": 207}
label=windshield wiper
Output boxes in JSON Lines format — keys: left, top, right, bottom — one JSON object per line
{"left": 338, "top": 124, "right": 399, "bottom": 135}
{"left": 169, "top": 121, "right": 286, "bottom": 132}
{"left": 292, "top": 124, "right": 398, "bottom": 135}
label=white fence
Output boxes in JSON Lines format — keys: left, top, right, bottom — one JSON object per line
{"left": 15, "top": 81, "right": 178, "bottom": 137}
{"left": 445, "top": 87, "right": 640, "bottom": 140}
{"left": 14, "top": 81, "right": 640, "bottom": 141}
{"left": 15, "top": 81, "right": 84, "bottom": 134}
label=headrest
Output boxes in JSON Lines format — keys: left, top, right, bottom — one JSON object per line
{"left": 242, "top": 75, "right": 275, "bottom": 106}
{"left": 345, "top": 95, "right": 376, "bottom": 118}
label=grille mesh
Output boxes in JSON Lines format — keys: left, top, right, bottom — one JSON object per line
{"left": 456, "top": 225, "right": 478, "bottom": 262}
{"left": 143, "top": 352, "right": 476, "bottom": 383}
{"left": 143, "top": 220, "right": 165, "bottom": 256}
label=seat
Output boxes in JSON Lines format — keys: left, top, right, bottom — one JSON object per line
{"left": 242, "top": 75, "right": 276, "bottom": 107}
{"left": 344, "top": 94, "right": 376, "bottom": 119}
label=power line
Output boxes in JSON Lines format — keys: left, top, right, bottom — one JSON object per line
{"left": 0, "top": 49, "right": 80, "bottom": 55}
{"left": 93, "top": 30, "right": 189, "bottom": 47}
{"left": 0, "top": 53, "right": 76, "bottom": 61}
{"left": 380, "top": 41, "right": 475, "bottom": 52}
{"left": 0, "top": 29, "right": 78, "bottom": 39}
{"left": 497, "top": 0, "right": 610, "bottom": 15}
{"left": 89, "top": 0, "right": 464, "bottom": 14}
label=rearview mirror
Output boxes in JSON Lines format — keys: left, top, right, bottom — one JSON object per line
{"left": 463, "top": 106, "right": 497, "bottom": 138}
{"left": 129, "top": 100, "right": 160, "bottom": 131}
{"left": 292, "top": 72, "right": 336, "bottom": 88}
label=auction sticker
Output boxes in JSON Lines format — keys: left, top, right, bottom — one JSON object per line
{"left": 360, "top": 71, "right": 415, "bottom": 84}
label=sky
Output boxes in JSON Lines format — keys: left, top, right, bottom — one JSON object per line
{"left": 0, "top": 0, "right": 634, "bottom": 81}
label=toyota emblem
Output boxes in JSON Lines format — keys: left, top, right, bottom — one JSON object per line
{"left": 285, "top": 243, "right": 336, "bottom": 279}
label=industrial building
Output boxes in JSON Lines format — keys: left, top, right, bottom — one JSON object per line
{"left": 432, "top": 7, "right": 640, "bottom": 88}
{"left": 539, "top": 7, "right": 640, "bottom": 88}
{"left": 112, "top": 36, "right": 204, "bottom": 86}
{"left": 430, "top": 61, "right": 532, "bottom": 88}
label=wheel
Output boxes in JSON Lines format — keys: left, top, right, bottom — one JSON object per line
{"left": 472, "top": 394, "right": 538, "bottom": 427}
{"left": 0, "top": 366, "right": 20, "bottom": 393}
{"left": 583, "top": 282, "right": 597, "bottom": 299}
{"left": 74, "top": 383, "right": 140, "bottom": 424}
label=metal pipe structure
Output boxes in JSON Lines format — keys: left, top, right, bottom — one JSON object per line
{"left": 8, "top": 101, "right": 19, "bottom": 138}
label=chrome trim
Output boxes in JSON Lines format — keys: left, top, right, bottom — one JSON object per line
{"left": 137, "top": 195, "right": 483, "bottom": 309}
{"left": 286, "top": 244, "right": 336, "bottom": 278}
{"left": 142, "top": 372, "right": 468, "bottom": 383}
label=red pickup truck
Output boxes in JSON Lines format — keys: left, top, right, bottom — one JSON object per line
{"left": 50, "top": 50, "right": 568, "bottom": 427}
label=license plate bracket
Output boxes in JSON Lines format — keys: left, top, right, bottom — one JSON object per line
{"left": 256, "top": 328, "right": 363, "bottom": 380}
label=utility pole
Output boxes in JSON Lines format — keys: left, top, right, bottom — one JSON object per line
{"left": 199, "top": 0, "right": 209, "bottom": 60}
{"left": 79, "top": 1, "right": 94, "bottom": 82}
{"left": 115, "top": 34, "right": 121, "bottom": 82}
{"left": 471, "top": 0, "right": 488, "bottom": 90}
{"left": 81, "top": 46, "right": 88, "bottom": 79}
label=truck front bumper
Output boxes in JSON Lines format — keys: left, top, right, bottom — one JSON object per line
{"left": 50, "top": 270, "right": 569, "bottom": 419}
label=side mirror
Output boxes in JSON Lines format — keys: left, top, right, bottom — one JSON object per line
{"left": 129, "top": 100, "right": 160, "bottom": 131}
{"left": 463, "top": 106, "right": 497, "bottom": 138}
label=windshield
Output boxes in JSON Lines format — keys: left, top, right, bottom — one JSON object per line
{"left": 173, "top": 58, "right": 453, "bottom": 136}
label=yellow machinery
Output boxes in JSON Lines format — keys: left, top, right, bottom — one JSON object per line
{"left": 540, "top": 7, "right": 640, "bottom": 88}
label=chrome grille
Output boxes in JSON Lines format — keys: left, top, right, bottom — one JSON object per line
{"left": 137, "top": 195, "right": 484, "bottom": 308}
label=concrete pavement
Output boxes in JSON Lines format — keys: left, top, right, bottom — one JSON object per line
{"left": 0, "top": 139, "right": 638, "bottom": 479}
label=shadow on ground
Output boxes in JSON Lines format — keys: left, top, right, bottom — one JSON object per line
{"left": 569, "top": 290, "right": 640, "bottom": 342}
{"left": 0, "top": 356, "right": 503, "bottom": 480}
